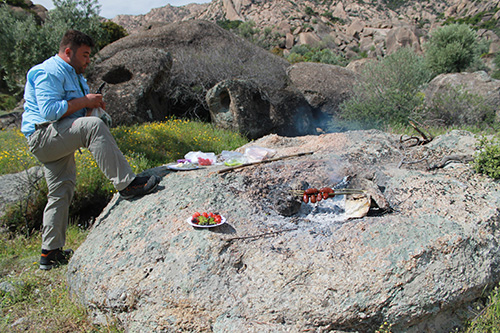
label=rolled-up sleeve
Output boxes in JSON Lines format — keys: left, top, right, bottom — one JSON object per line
{"left": 30, "top": 69, "right": 68, "bottom": 121}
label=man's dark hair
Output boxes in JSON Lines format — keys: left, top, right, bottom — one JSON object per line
{"left": 59, "top": 29, "right": 95, "bottom": 52}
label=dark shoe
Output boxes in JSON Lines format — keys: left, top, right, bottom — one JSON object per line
{"left": 39, "top": 248, "right": 74, "bottom": 270}
{"left": 119, "top": 175, "right": 161, "bottom": 199}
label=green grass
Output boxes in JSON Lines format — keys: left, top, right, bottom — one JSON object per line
{"left": 0, "top": 128, "right": 39, "bottom": 174}
{"left": 465, "top": 285, "right": 500, "bottom": 332}
{"left": 0, "top": 225, "right": 123, "bottom": 332}
{"left": 111, "top": 117, "right": 248, "bottom": 164}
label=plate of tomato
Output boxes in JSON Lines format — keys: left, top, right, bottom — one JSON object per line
{"left": 187, "top": 212, "right": 226, "bottom": 228}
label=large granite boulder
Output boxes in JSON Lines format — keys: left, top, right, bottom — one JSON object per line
{"left": 0, "top": 111, "right": 22, "bottom": 130}
{"left": 423, "top": 71, "right": 500, "bottom": 125}
{"left": 207, "top": 79, "right": 316, "bottom": 139}
{"left": 0, "top": 166, "right": 43, "bottom": 221}
{"left": 287, "top": 62, "right": 359, "bottom": 117}
{"left": 67, "top": 130, "right": 500, "bottom": 332}
{"left": 385, "top": 25, "right": 421, "bottom": 55}
{"left": 206, "top": 79, "right": 273, "bottom": 140}
{"left": 89, "top": 20, "right": 290, "bottom": 126}
{"left": 268, "top": 87, "right": 316, "bottom": 136}
{"left": 87, "top": 48, "right": 172, "bottom": 125}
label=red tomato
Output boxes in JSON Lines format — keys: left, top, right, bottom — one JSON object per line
{"left": 202, "top": 212, "right": 209, "bottom": 218}
{"left": 198, "top": 157, "right": 212, "bottom": 166}
{"left": 209, "top": 212, "right": 215, "bottom": 218}
{"left": 214, "top": 216, "right": 222, "bottom": 223}
{"left": 192, "top": 212, "right": 201, "bottom": 218}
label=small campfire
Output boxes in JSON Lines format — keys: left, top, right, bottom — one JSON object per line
{"left": 292, "top": 187, "right": 365, "bottom": 204}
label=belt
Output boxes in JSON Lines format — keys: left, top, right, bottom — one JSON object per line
{"left": 34, "top": 121, "right": 54, "bottom": 130}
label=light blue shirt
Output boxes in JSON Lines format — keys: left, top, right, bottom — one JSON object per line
{"left": 21, "top": 54, "right": 89, "bottom": 137}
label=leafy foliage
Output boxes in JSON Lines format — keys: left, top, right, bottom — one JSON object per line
{"left": 417, "top": 84, "right": 496, "bottom": 128}
{"left": 464, "top": 283, "right": 500, "bottom": 332}
{"left": 287, "top": 44, "right": 347, "bottom": 66}
{"left": 5, "top": 0, "right": 30, "bottom": 8}
{"left": 0, "top": 93, "right": 17, "bottom": 111}
{"left": 338, "top": 47, "right": 432, "bottom": 129}
{"left": 98, "top": 20, "right": 128, "bottom": 49}
{"left": 305, "top": 6, "right": 316, "bottom": 16}
{"left": 0, "top": 0, "right": 126, "bottom": 96}
{"left": 443, "top": 8, "right": 500, "bottom": 33}
{"left": 382, "top": 0, "right": 410, "bottom": 11}
{"left": 491, "top": 52, "right": 500, "bottom": 80}
{"left": 424, "top": 24, "right": 481, "bottom": 74}
{"left": 216, "top": 19, "right": 283, "bottom": 50}
{"left": 474, "top": 136, "right": 500, "bottom": 180}
{"left": 216, "top": 19, "right": 243, "bottom": 31}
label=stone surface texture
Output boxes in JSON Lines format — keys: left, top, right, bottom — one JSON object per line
{"left": 67, "top": 130, "right": 500, "bottom": 332}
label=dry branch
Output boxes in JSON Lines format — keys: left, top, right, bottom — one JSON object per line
{"left": 217, "top": 151, "right": 314, "bottom": 174}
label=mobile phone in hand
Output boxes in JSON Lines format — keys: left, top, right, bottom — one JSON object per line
{"left": 96, "top": 82, "right": 106, "bottom": 94}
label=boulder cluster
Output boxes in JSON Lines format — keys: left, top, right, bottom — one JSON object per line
{"left": 113, "top": 0, "right": 500, "bottom": 60}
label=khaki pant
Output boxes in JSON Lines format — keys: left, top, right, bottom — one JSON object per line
{"left": 28, "top": 116, "right": 135, "bottom": 250}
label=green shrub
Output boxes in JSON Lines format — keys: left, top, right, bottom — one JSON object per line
{"left": 382, "top": 0, "right": 410, "bottom": 10}
{"left": 464, "top": 283, "right": 500, "bottom": 332}
{"left": 424, "top": 24, "right": 480, "bottom": 74}
{"left": 417, "top": 84, "right": 496, "bottom": 128}
{"left": 287, "top": 44, "right": 347, "bottom": 66}
{"left": 474, "top": 136, "right": 500, "bottom": 179}
{"left": 305, "top": 6, "right": 316, "bottom": 16}
{"left": 217, "top": 19, "right": 244, "bottom": 31}
{"left": 491, "top": 52, "right": 500, "bottom": 79}
{"left": 0, "top": 93, "right": 17, "bottom": 111}
{"left": 0, "top": 0, "right": 126, "bottom": 95}
{"left": 98, "top": 20, "right": 128, "bottom": 50}
{"left": 338, "top": 47, "right": 432, "bottom": 129}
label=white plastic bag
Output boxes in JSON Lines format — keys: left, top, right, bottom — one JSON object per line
{"left": 89, "top": 107, "right": 112, "bottom": 127}
{"left": 244, "top": 146, "right": 276, "bottom": 162}
{"left": 220, "top": 150, "right": 248, "bottom": 166}
{"left": 184, "top": 151, "right": 217, "bottom": 165}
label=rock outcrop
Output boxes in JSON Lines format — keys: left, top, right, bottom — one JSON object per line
{"left": 287, "top": 62, "right": 360, "bottom": 117}
{"left": 0, "top": 166, "right": 43, "bottom": 220}
{"left": 67, "top": 129, "right": 500, "bottom": 332}
{"left": 88, "top": 20, "right": 295, "bottom": 129}
{"left": 423, "top": 71, "right": 500, "bottom": 124}
{"left": 206, "top": 79, "right": 273, "bottom": 140}
{"left": 87, "top": 48, "right": 172, "bottom": 125}
{"left": 111, "top": 0, "right": 500, "bottom": 64}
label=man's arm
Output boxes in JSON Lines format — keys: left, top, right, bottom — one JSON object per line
{"left": 64, "top": 93, "right": 105, "bottom": 118}
{"left": 31, "top": 68, "right": 105, "bottom": 121}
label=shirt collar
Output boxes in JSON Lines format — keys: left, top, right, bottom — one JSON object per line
{"left": 54, "top": 54, "right": 78, "bottom": 75}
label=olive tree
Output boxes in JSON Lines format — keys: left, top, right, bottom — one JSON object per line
{"left": 0, "top": 0, "right": 124, "bottom": 98}
{"left": 338, "top": 47, "right": 432, "bottom": 129}
{"left": 424, "top": 23, "right": 480, "bottom": 74}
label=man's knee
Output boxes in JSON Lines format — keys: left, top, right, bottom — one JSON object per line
{"left": 83, "top": 116, "right": 107, "bottom": 129}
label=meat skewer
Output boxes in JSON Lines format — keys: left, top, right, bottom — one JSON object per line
{"left": 293, "top": 187, "right": 365, "bottom": 203}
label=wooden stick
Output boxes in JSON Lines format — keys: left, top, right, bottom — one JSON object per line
{"left": 217, "top": 151, "right": 314, "bottom": 174}
{"left": 225, "top": 228, "right": 298, "bottom": 241}
{"left": 408, "top": 118, "right": 433, "bottom": 144}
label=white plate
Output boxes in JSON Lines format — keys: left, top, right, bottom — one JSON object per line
{"left": 167, "top": 163, "right": 199, "bottom": 171}
{"left": 187, "top": 215, "right": 226, "bottom": 228}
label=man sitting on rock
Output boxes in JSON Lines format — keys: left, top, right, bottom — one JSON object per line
{"left": 21, "top": 29, "right": 161, "bottom": 270}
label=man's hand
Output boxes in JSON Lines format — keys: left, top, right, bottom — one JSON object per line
{"left": 64, "top": 93, "right": 106, "bottom": 118}
{"left": 85, "top": 93, "right": 106, "bottom": 109}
